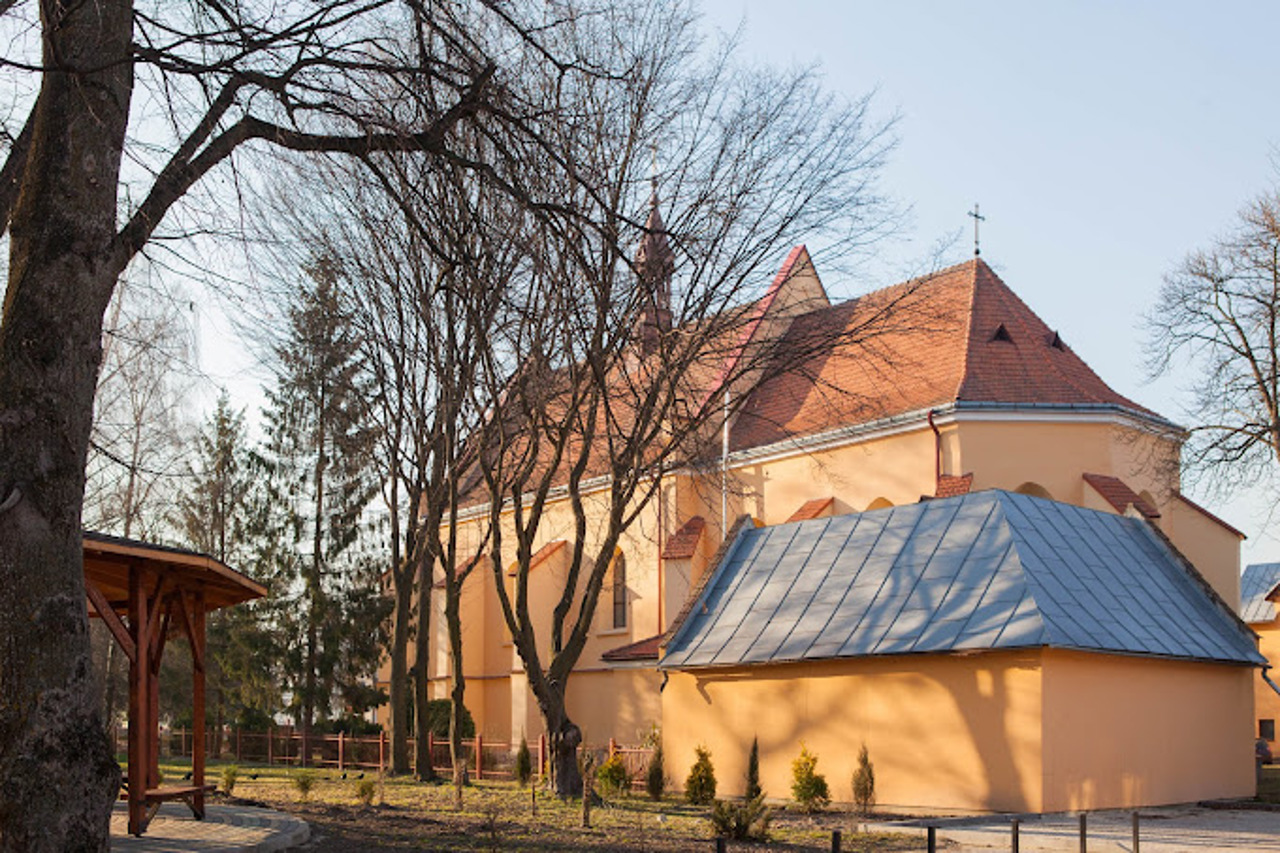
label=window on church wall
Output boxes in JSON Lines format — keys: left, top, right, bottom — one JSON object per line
{"left": 1262, "top": 719, "right": 1276, "bottom": 742}
{"left": 612, "top": 553, "right": 627, "bottom": 629}
{"left": 1014, "top": 482, "right": 1053, "bottom": 501}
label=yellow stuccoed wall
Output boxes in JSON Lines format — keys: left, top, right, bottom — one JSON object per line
{"left": 1251, "top": 615, "right": 1280, "bottom": 747}
{"left": 1039, "top": 650, "right": 1255, "bottom": 810}
{"left": 662, "top": 652, "right": 1045, "bottom": 812}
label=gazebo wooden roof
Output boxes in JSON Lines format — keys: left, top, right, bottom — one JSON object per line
{"left": 83, "top": 531, "right": 266, "bottom": 836}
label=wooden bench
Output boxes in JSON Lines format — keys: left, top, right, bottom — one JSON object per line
{"left": 131, "top": 784, "right": 216, "bottom": 834}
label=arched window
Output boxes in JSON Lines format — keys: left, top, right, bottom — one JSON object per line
{"left": 866, "top": 497, "right": 894, "bottom": 511}
{"left": 1014, "top": 482, "right": 1053, "bottom": 501}
{"left": 612, "top": 552, "right": 627, "bottom": 629}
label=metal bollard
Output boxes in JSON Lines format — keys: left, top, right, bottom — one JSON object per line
{"left": 927, "top": 825, "right": 937, "bottom": 853}
{"left": 1079, "top": 812, "right": 1087, "bottom": 853}
{"left": 1132, "top": 811, "right": 1139, "bottom": 853}
{"left": 831, "top": 829, "right": 841, "bottom": 852}
{"left": 1011, "top": 817, "right": 1020, "bottom": 853}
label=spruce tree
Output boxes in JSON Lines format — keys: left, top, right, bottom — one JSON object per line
{"left": 745, "top": 736, "right": 762, "bottom": 800}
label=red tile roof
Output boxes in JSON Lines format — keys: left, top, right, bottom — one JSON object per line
{"left": 1172, "top": 491, "right": 1246, "bottom": 539}
{"left": 935, "top": 473, "right": 974, "bottom": 498}
{"left": 787, "top": 497, "right": 834, "bottom": 522}
{"left": 601, "top": 634, "right": 661, "bottom": 663}
{"left": 731, "top": 258, "right": 1159, "bottom": 451}
{"left": 662, "top": 516, "right": 706, "bottom": 560}
{"left": 1082, "top": 473, "right": 1160, "bottom": 520}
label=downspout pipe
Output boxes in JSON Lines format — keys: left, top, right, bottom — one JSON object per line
{"left": 927, "top": 409, "right": 941, "bottom": 489}
{"left": 1264, "top": 665, "right": 1280, "bottom": 699}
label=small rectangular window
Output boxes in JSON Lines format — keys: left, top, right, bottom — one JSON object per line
{"left": 1261, "top": 719, "right": 1276, "bottom": 742}
{"left": 612, "top": 554, "right": 627, "bottom": 629}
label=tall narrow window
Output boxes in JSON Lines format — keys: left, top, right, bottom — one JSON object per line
{"left": 612, "top": 553, "right": 627, "bottom": 629}
{"left": 1262, "top": 719, "right": 1276, "bottom": 742}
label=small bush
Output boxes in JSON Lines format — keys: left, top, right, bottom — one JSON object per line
{"left": 852, "top": 743, "right": 876, "bottom": 816}
{"left": 596, "top": 753, "right": 630, "bottom": 797}
{"left": 790, "top": 743, "right": 830, "bottom": 813}
{"left": 710, "top": 794, "right": 771, "bottom": 842}
{"left": 515, "top": 736, "right": 533, "bottom": 787}
{"left": 220, "top": 764, "right": 239, "bottom": 797}
{"left": 292, "top": 769, "right": 317, "bottom": 802}
{"left": 355, "top": 777, "right": 377, "bottom": 807}
{"left": 685, "top": 745, "right": 717, "bottom": 806}
{"left": 744, "top": 736, "right": 762, "bottom": 800}
{"left": 646, "top": 743, "right": 666, "bottom": 800}
{"left": 422, "top": 699, "right": 476, "bottom": 739}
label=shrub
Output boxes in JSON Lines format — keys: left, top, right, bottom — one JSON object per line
{"left": 744, "top": 736, "right": 762, "bottom": 800}
{"left": 292, "top": 769, "right": 317, "bottom": 802}
{"left": 685, "top": 745, "right": 717, "bottom": 806}
{"left": 422, "top": 699, "right": 476, "bottom": 739}
{"left": 355, "top": 777, "right": 377, "bottom": 807}
{"left": 790, "top": 744, "right": 830, "bottom": 813}
{"left": 646, "top": 743, "right": 666, "bottom": 800}
{"left": 220, "top": 764, "right": 239, "bottom": 797}
{"left": 710, "top": 794, "right": 771, "bottom": 842}
{"left": 515, "top": 736, "right": 533, "bottom": 787}
{"left": 851, "top": 743, "right": 876, "bottom": 816}
{"left": 596, "top": 753, "right": 630, "bottom": 797}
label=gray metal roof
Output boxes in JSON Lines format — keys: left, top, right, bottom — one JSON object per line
{"left": 1241, "top": 563, "right": 1280, "bottom": 624}
{"left": 661, "top": 491, "right": 1263, "bottom": 669}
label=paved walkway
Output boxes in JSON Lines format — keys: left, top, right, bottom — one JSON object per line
{"left": 111, "top": 801, "right": 310, "bottom": 852}
{"left": 873, "top": 805, "right": 1280, "bottom": 852}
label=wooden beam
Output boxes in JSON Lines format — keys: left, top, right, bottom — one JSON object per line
{"left": 192, "top": 588, "right": 207, "bottom": 815}
{"left": 150, "top": 595, "right": 173, "bottom": 675}
{"left": 174, "top": 589, "right": 203, "bottom": 672}
{"left": 85, "top": 579, "right": 135, "bottom": 664}
{"left": 128, "top": 564, "right": 150, "bottom": 836}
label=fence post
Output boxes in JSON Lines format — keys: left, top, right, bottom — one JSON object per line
{"left": 476, "top": 734, "right": 484, "bottom": 780}
{"left": 1079, "top": 813, "right": 1087, "bottom": 853}
{"left": 236, "top": 728, "right": 242, "bottom": 761}
{"left": 608, "top": 738, "right": 616, "bottom": 759}
{"left": 1132, "top": 811, "right": 1139, "bottom": 853}
{"left": 926, "top": 826, "right": 936, "bottom": 853}
{"left": 427, "top": 732, "right": 434, "bottom": 773}
{"left": 831, "top": 828, "right": 841, "bottom": 852}
{"left": 379, "top": 729, "right": 386, "bottom": 775}
{"left": 1012, "top": 818, "right": 1020, "bottom": 853}
{"left": 268, "top": 727, "right": 274, "bottom": 766}
{"left": 538, "top": 734, "right": 546, "bottom": 782}
{"left": 338, "top": 731, "right": 345, "bottom": 772}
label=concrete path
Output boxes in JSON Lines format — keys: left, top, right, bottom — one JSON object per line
{"left": 874, "top": 805, "right": 1280, "bottom": 852}
{"left": 111, "top": 801, "right": 310, "bottom": 852}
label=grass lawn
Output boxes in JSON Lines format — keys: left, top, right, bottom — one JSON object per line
{"left": 151, "top": 758, "right": 921, "bottom": 851}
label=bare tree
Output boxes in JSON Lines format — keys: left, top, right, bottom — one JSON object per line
{"left": 0, "top": 1, "right": 575, "bottom": 845}
{"left": 459, "top": 2, "right": 905, "bottom": 797}
{"left": 1148, "top": 185, "right": 1280, "bottom": 496}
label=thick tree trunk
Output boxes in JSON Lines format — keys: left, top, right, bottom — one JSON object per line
{"left": 446, "top": 588, "right": 468, "bottom": 807}
{"left": 539, "top": 692, "right": 583, "bottom": 798}
{"left": 388, "top": 569, "right": 412, "bottom": 775}
{"left": 412, "top": 553, "right": 435, "bottom": 781}
{"left": 0, "top": 1, "right": 134, "bottom": 849}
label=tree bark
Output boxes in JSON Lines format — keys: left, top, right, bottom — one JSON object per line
{"left": 388, "top": 561, "right": 412, "bottom": 775}
{"left": 412, "top": 551, "right": 435, "bottom": 781}
{"left": 0, "top": 0, "right": 133, "bottom": 848}
{"left": 446, "top": 583, "right": 468, "bottom": 806}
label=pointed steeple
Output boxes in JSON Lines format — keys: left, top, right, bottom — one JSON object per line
{"left": 633, "top": 189, "right": 674, "bottom": 353}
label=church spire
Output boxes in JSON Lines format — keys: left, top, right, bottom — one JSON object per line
{"left": 633, "top": 189, "right": 674, "bottom": 353}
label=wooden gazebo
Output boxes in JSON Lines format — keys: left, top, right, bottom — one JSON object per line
{"left": 83, "top": 531, "right": 267, "bottom": 836}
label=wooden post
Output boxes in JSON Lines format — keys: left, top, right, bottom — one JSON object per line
{"left": 379, "top": 728, "right": 386, "bottom": 775}
{"left": 127, "top": 563, "right": 150, "bottom": 836}
{"left": 427, "top": 731, "right": 434, "bottom": 773}
{"left": 715, "top": 839, "right": 726, "bottom": 853}
{"left": 831, "top": 828, "right": 841, "bottom": 852}
{"left": 538, "top": 734, "right": 546, "bottom": 782}
{"left": 1132, "top": 812, "right": 1139, "bottom": 853}
{"left": 926, "top": 826, "right": 936, "bottom": 853}
{"left": 1012, "top": 818, "right": 1020, "bottom": 853}
{"left": 476, "top": 734, "right": 484, "bottom": 780}
{"left": 1079, "top": 813, "right": 1087, "bottom": 853}
{"left": 268, "top": 726, "right": 274, "bottom": 766}
{"left": 608, "top": 737, "right": 616, "bottom": 759}
{"left": 338, "top": 731, "right": 345, "bottom": 772}
{"left": 236, "top": 727, "right": 242, "bottom": 761}
{"left": 191, "top": 590, "right": 207, "bottom": 817}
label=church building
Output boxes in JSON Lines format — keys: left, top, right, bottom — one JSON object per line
{"left": 401, "top": 220, "right": 1262, "bottom": 811}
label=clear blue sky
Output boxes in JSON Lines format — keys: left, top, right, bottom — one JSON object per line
{"left": 702, "top": 1, "right": 1280, "bottom": 564}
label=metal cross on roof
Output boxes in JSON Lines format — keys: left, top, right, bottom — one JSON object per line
{"left": 969, "top": 203, "right": 986, "bottom": 256}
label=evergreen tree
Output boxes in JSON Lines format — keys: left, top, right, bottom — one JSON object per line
{"left": 259, "top": 256, "right": 381, "bottom": 750}
{"left": 745, "top": 736, "right": 762, "bottom": 800}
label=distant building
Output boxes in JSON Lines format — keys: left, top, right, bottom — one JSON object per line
{"left": 1241, "top": 563, "right": 1280, "bottom": 751}
{"left": 386, "top": 229, "right": 1257, "bottom": 810}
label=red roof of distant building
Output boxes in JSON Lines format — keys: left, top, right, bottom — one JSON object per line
{"left": 787, "top": 497, "right": 834, "bottom": 522}
{"left": 601, "top": 634, "right": 661, "bottom": 663}
{"left": 1082, "top": 473, "right": 1161, "bottom": 520}
{"left": 662, "top": 517, "right": 706, "bottom": 560}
